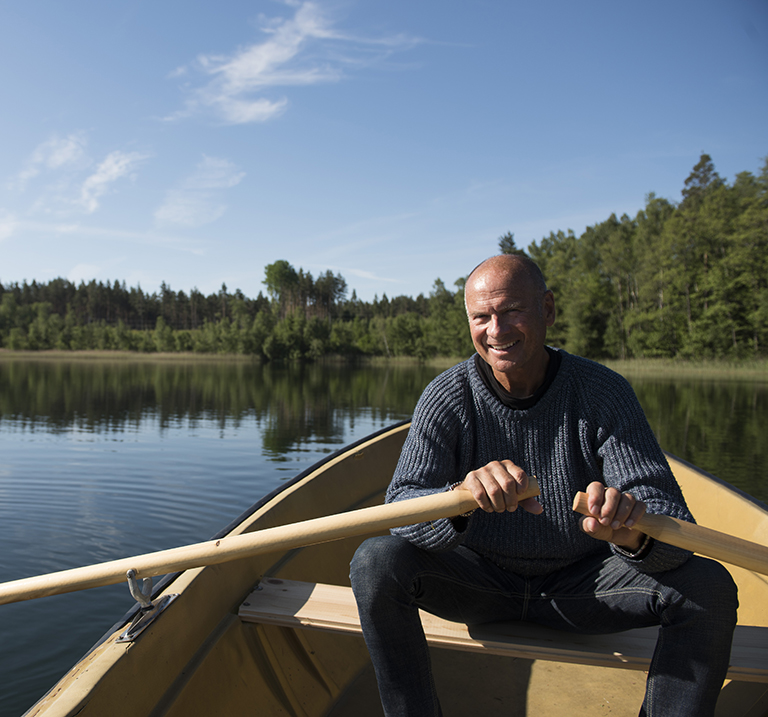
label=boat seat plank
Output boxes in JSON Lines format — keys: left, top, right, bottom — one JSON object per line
{"left": 239, "top": 578, "right": 768, "bottom": 683}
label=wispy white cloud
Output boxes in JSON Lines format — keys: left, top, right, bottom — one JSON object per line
{"left": 154, "top": 155, "right": 245, "bottom": 227}
{"left": 169, "top": 0, "right": 421, "bottom": 124}
{"left": 10, "top": 133, "right": 87, "bottom": 190}
{"left": 10, "top": 134, "right": 151, "bottom": 217}
{"left": 78, "top": 150, "right": 150, "bottom": 214}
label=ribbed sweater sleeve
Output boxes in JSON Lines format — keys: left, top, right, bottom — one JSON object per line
{"left": 387, "top": 351, "right": 694, "bottom": 576}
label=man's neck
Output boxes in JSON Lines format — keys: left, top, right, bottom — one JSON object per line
{"left": 492, "top": 349, "right": 550, "bottom": 398}
{"left": 475, "top": 348, "right": 561, "bottom": 411}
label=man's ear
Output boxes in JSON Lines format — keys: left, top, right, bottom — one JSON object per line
{"left": 543, "top": 290, "right": 556, "bottom": 327}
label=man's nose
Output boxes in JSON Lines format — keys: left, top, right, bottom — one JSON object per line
{"left": 488, "top": 314, "right": 504, "bottom": 336}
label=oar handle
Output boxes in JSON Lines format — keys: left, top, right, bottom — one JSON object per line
{"left": 572, "top": 491, "right": 768, "bottom": 577}
{"left": 0, "top": 478, "right": 540, "bottom": 606}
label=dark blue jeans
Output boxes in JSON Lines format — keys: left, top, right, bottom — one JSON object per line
{"left": 350, "top": 535, "right": 738, "bottom": 717}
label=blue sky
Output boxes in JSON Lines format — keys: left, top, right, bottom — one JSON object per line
{"left": 1, "top": 0, "right": 766, "bottom": 302}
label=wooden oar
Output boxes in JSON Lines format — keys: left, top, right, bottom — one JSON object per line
{"left": 572, "top": 491, "right": 768, "bottom": 576}
{"left": 0, "top": 479, "right": 539, "bottom": 606}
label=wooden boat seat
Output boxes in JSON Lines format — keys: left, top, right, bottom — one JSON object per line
{"left": 239, "top": 578, "right": 768, "bottom": 683}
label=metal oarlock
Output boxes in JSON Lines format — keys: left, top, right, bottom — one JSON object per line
{"left": 126, "top": 569, "right": 152, "bottom": 609}
{"left": 117, "top": 570, "right": 179, "bottom": 643}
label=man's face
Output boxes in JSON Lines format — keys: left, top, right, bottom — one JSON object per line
{"left": 465, "top": 264, "right": 555, "bottom": 394}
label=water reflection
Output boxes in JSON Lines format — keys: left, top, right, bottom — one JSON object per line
{"left": 630, "top": 379, "right": 768, "bottom": 504}
{"left": 0, "top": 358, "right": 442, "bottom": 454}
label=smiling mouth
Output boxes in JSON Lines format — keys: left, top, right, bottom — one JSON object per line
{"left": 488, "top": 340, "right": 519, "bottom": 352}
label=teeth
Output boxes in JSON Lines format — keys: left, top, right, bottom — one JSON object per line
{"left": 490, "top": 341, "right": 517, "bottom": 350}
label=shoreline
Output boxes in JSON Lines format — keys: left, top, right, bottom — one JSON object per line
{"left": 0, "top": 349, "right": 463, "bottom": 371}
{"left": 602, "top": 358, "right": 768, "bottom": 382}
{"left": 0, "top": 349, "right": 766, "bottom": 380}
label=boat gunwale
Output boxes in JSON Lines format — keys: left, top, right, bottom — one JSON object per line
{"left": 664, "top": 450, "right": 768, "bottom": 512}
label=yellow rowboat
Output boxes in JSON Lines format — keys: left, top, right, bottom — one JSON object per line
{"left": 18, "top": 421, "right": 768, "bottom": 716}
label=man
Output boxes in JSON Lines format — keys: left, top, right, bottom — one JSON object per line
{"left": 350, "top": 254, "right": 737, "bottom": 717}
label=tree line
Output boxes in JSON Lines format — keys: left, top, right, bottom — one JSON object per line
{"left": 0, "top": 262, "right": 473, "bottom": 360}
{"left": 1, "top": 153, "right": 765, "bottom": 361}
{"left": 524, "top": 153, "right": 768, "bottom": 360}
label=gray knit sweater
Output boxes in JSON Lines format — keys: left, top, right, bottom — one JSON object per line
{"left": 387, "top": 350, "right": 694, "bottom": 576}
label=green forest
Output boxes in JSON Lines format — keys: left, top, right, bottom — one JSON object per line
{"left": 1, "top": 154, "right": 766, "bottom": 362}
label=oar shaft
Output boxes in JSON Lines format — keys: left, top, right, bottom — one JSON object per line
{"left": 0, "top": 479, "right": 539, "bottom": 606}
{"left": 572, "top": 492, "right": 768, "bottom": 576}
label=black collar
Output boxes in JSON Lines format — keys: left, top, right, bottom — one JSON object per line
{"left": 474, "top": 347, "right": 561, "bottom": 410}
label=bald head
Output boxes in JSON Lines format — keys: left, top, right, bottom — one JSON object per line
{"left": 465, "top": 255, "right": 548, "bottom": 314}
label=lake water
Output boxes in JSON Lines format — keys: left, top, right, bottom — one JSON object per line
{"left": 0, "top": 356, "right": 766, "bottom": 716}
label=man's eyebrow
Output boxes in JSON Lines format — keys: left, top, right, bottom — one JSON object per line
{"left": 468, "top": 301, "right": 524, "bottom": 319}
